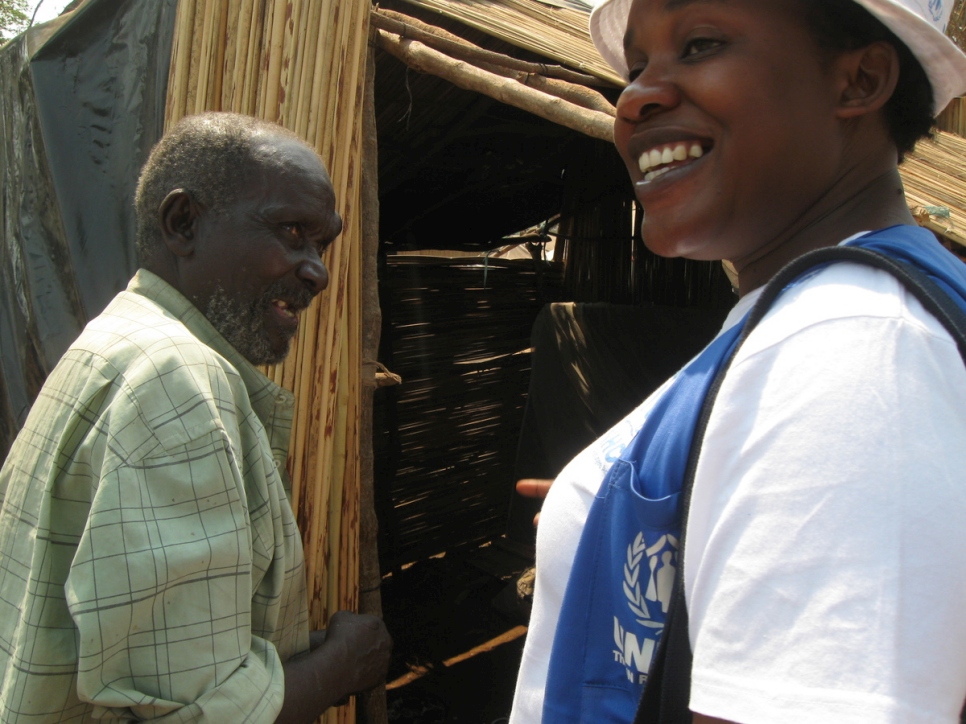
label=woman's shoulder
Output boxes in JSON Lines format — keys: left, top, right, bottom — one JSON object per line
{"left": 742, "top": 260, "right": 961, "bottom": 358}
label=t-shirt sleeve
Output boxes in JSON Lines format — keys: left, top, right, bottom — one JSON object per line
{"left": 684, "top": 267, "right": 966, "bottom": 724}
{"left": 63, "top": 419, "right": 284, "bottom": 721}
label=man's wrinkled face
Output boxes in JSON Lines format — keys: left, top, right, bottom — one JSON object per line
{"left": 188, "top": 137, "right": 343, "bottom": 365}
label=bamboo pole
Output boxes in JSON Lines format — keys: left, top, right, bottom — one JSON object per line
{"left": 183, "top": 0, "right": 207, "bottom": 116}
{"left": 262, "top": 0, "right": 288, "bottom": 121}
{"left": 375, "top": 29, "right": 616, "bottom": 142}
{"left": 221, "top": 0, "right": 244, "bottom": 111}
{"left": 307, "top": 1, "right": 329, "bottom": 141}
{"left": 241, "top": 0, "right": 266, "bottom": 114}
{"left": 293, "top": 0, "right": 324, "bottom": 139}
{"left": 164, "top": 0, "right": 196, "bottom": 127}
{"left": 193, "top": 0, "right": 216, "bottom": 114}
{"left": 277, "top": 0, "right": 304, "bottom": 127}
{"left": 207, "top": 0, "right": 228, "bottom": 110}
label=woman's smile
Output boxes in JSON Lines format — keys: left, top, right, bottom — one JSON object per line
{"left": 636, "top": 141, "right": 705, "bottom": 183}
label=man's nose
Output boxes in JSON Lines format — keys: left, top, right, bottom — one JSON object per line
{"left": 298, "top": 252, "right": 329, "bottom": 294}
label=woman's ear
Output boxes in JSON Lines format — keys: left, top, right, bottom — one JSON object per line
{"left": 159, "top": 189, "right": 201, "bottom": 257}
{"left": 835, "top": 40, "right": 900, "bottom": 119}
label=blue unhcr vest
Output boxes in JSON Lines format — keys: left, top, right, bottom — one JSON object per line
{"left": 542, "top": 225, "right": 966, "bottom": 724}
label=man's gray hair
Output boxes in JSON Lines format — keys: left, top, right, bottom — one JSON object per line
{"left": 134, "top": 112, "right": 305, "bottom": 263}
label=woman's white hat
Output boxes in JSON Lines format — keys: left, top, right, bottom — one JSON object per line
{"left": 589, "top": 0, "right": 966, "bottom": 114}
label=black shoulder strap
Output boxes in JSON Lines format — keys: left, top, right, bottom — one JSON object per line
{"left": 634, "top": 245, "right": 966, "bottom": 724}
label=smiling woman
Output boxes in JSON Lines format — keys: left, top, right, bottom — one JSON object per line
{"left": 509, "top": 0, "right": 966, "bottom": 722}
{"left": 613, "top": 0, "right": 859, "bottom": 266}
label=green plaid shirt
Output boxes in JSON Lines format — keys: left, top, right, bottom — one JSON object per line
{"left": 0, "top": 269, "right": 310, "bottom": 721}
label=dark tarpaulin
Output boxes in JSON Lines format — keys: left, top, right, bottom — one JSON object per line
{"left": 0, "top": 0, "right": 177, "bottom": 461}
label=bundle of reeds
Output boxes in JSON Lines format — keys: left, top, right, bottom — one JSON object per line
{"left": 937, "top": 97, "right": 966, "bottom": 138}
{"left": 903, "top": 130, "right": 966, "bottom": 249}
{"left": 164, "top": 1, "right": 372, "bottom": 721}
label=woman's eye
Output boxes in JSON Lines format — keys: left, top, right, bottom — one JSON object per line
{"left": 683, "top": 37, "right": 721, "bottom": 57}
{"left": 627, "top": 62, "right": 647, "bottom": 82}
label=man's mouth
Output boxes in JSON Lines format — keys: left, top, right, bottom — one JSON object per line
{"left": 637, "top": 142, "right": 706, "bottom": 183}
{"left": 271, "top": 299, "right": 299, "bottom": 320}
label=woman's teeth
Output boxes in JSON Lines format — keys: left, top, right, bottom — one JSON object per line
{"left": 638, "top": 143, "right": 704, "bottom": 178}
{"left": 644, "top": 167, "right": 671, "bottom": 182}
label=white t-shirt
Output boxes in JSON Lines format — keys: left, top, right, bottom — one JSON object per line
{"left": 510, "top": 260, "right": 966, "bottom": 723}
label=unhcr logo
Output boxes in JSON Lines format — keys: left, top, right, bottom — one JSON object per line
{"left": 611, "top": 531, "right": 679, "bottom": 684}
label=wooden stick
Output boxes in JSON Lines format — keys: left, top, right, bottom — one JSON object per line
{"left": 477, "top": 60, "right": 616, "bottom": 116}
{"left": 370, "top": 10, "right": 616, "bottom": 116}
{"left": 357, "top": 33, "right": 390, "bottom": 724}
{"left": 394, "top": 0, "right": 625, "bottom": 86}
{"left": 386, "top": 626, "right": 528, "bottom": 690}
{"left": 371, "top": 8, "right": 609, "bottom": 87}
{"left": 375, "top": 29, "right": 615, "bottom": 142}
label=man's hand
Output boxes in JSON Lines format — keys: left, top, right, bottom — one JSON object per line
{"left": 324, "top": 610, "right": 393, "bottom": 694}
{"left": 275, "top": 611, "right": 392, "bottom": 724}
{"left": 516, "top": 478, "right": 554, "bottom": 526}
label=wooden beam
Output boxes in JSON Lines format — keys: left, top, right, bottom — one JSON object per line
{"left": 372, "top": 8, "right": 609, "bottom": 87}
{"left": 375, "top": 29, "right": 615, "bottom": 143}
{"left": 372, "top": 9, "right": 616, "bottom": 115}
{"left": 358, "top": 30, "right": 389, "bottom": 724}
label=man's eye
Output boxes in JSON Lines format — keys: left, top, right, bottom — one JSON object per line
{"left": 683, "top": 38, "right": 721, "bottom": 57}
{"left": 280, "top": 223, "right": 303, "bottom": 240}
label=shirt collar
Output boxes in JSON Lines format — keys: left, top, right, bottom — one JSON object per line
{"left": 126, "top": 269, "right": 297, "bottom": 435}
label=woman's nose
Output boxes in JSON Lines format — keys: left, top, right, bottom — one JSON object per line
{"left": 615, "top": 66, "right": 681, "bottom": 124}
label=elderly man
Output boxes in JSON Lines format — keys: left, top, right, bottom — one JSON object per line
{"left": 0, "top": 113, "right": 391, "bottom": 722}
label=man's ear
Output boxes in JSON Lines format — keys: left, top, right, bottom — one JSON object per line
{"left": 834, "top": 41, "right": 900, "bottom": 119}
{"left": 159, "top": 189, "right": 202, "bottom": 257}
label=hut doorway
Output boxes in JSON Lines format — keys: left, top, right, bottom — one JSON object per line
{"left": 368, "top": 2, "right": 736, "bottom": 719}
